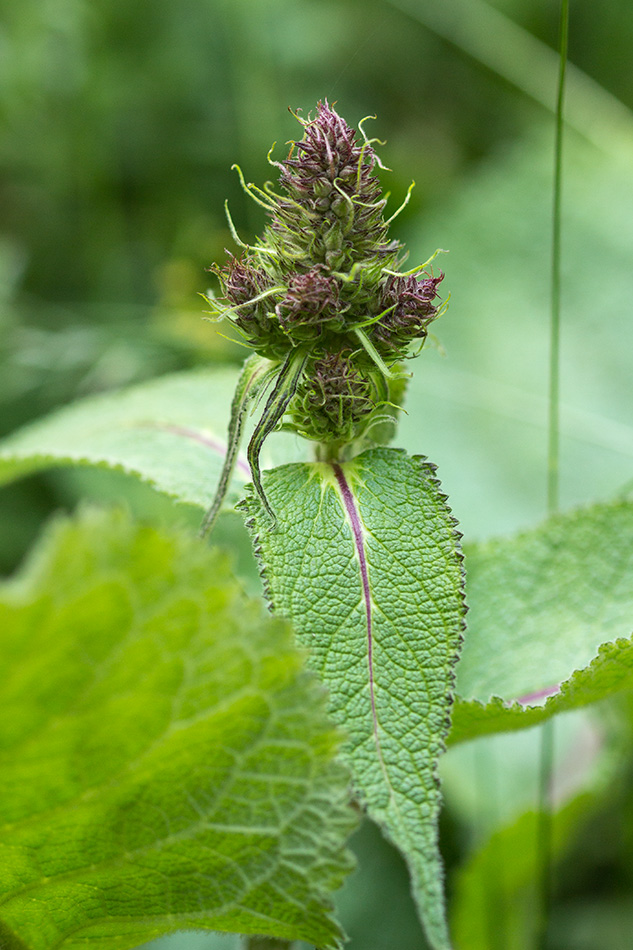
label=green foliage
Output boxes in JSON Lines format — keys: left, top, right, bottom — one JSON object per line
{"left": 0, "top": 376, "right": 628, "bottom": 725}
{"left": 2, "top": 392, "right": 630, "bottom": 748}
{"left": 0, "top": 369, "right": 300, "bottom": 511}
{"left": 450, "top": 795, "right": 594, "bottom": 950}
{"left": 0, "top": 507, "right": 355, "bottom": 950}
{"left": 3, "top": 1, "right": 633, "bottom": 946}
{"left": 241, "top": 448, "right": 466, "bottom": 950}
{"left": 452, "top": 636, "right": 633, "bottom": 745}
{"left": 399, "top": 128, "right": 633, "bottom": 540}
{"left": 0, "top": 369, "right": 240, "bottom": 507}
{"left": 325, "top": 819, "right": 428, "bottom": 950}
{"left": 450, "top": 499, "right": 633, "bottom": 743}
{"left": 2, "top": 307, "right": 631, "bottom": 950}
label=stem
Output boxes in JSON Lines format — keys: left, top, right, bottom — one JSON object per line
{"left": 541, "top": 5, "right": 567, "bottom": 946}
{"left": 547, "top": 0, "right": 569, "bottom": 515}
{"left": 315, "top": 440, "right": 346, "bottom": 463}
{"left": 536, "top": 719, "right": 555, "bottom": 950}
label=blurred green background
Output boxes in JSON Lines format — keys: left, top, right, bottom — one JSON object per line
{"left": 2, "top": 0, "right": 633, "bottom": 947}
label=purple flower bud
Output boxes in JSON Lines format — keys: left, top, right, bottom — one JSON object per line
{"left": 221, "top": 255, "right": 271, "bottom": 306}
{"left": 275, "top": 266, "right": 344, "bottom": 340}
{"left": 280, "top": 101, "right": 377, "bottom": 200}
{"left": 372, "top": 272, "right": 444, "bottom": 352}
{"left": 207, "top": 101, "right": 449, "bottom": 460}
{"left": 268, "top": 100, "right": 394, "bottom": 269}
{"left": 214, "top": 255, "right": 287, "bottom": 358}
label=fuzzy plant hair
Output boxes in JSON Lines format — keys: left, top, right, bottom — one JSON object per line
{"left": 200, "top": 100, "right": 447, "bottom": 534}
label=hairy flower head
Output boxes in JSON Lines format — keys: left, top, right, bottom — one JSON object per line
{"left": 204, "top": 100, "right": 447, "bottom": 522}
{"left": 275, "top": 266, "right": 343, "bottom": 339}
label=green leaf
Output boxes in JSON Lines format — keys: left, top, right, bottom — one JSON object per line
{"left": 451, "top": 636, "right": 633, "bottom": 745}
{"left": 328, "top": 818, "right": 428, "bottom": 950}
{"left": 0, "top": 369, "right": 304, "bottom": 511}
{"left": 0, "top": 507, "right": 356, "bottom": 950}
{"left": 450, "top": 499, "right": 633, "bottom": 744}
{"left": 242, "top": 448, "right": 466, "bottom": 950}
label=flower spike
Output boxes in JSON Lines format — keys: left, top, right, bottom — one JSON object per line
{"left": 202, "top": 101, "right": 447, "bottom": 532}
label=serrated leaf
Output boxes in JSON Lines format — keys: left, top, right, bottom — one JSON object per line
{"left": 451, "top": 636, "right": 633, "bottom": 745}
{"left": 0, "top": 507, "right": 356, "bottom": 950}
{"left": 0, "top": 369, "right": 304, "bottom": 510}
{"left": 450, "top": 499, "right": 633, "bottom": 745}
{"left": 242, "top": 448, "right": 466, "bottom": 950}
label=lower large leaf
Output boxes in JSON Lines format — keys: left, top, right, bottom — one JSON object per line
{"left": 0, "top": 508, "right": 355, "bottom": 950}
{"left": 243, "top": 447, "right": 466, "bottom": 950}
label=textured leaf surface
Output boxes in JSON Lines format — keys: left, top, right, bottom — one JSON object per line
{"left": 243, "top": 448, "right": 466, "bottom": 950}
{"left": 0, "top": 368, "right": 303, "bottom": 510}
{"left": 450, "top": 499, "right": 633, "bottom": 744}
{"left": 0, "top": 508, "right": 355, "bottom": 950}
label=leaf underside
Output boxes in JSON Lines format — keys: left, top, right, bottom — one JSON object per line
{"left": 451, "top": 498, "right": 633, "bottom": 744}
{"left": 0, "top": 508, "right": 356, "bottom": 950}
{"left": 243, "top": 447, "right": 466, "bottom": 950}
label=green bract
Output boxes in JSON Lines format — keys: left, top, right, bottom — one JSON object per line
{"left": 202, "top": 101, "right": 446, "bottom": 530}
